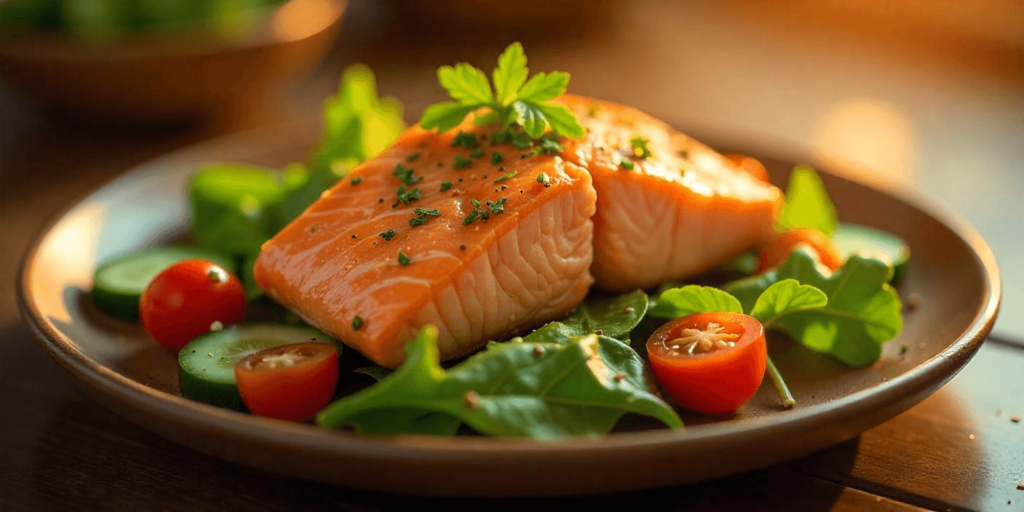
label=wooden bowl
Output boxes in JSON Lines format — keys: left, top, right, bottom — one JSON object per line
{"left": 0, "top": 0, "right": 346, "bottom": 125}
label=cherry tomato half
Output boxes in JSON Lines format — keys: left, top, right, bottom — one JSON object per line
{"left": 234, "top": 342, "right": 339, "bottom": 422}
{"left": 139, "top": 259, "right": 245, "bottom": 350}
{"left": 724, "top": 153, "right": 770, "bottom": 183}
{"left": 759, "top": 229, "right": 845, "bottom": 272}
{"left": 646, "top": 312, "right": 767, "bottom": 415}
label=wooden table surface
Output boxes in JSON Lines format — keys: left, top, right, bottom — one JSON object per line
{"left": 2, "top": 2, "right": 1022, "bottom": 510}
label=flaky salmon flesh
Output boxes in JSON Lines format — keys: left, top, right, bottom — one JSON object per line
{"left": 254, "top": 95, "right": 781, "bottom": 368}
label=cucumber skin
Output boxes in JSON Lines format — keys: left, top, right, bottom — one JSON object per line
{"left": 177, "top": 324, "right": 341, "bottom": 411}
{"left": 91, "top": 247, "right": 236, "bottom": 320}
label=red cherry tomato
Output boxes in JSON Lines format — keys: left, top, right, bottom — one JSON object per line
{"left": 724, "top": 153, "right": 770, "bottom": 183}
{"left": 646, "top": 312, "right": 767, "bottom": 415}
{"left": 234, "top": 342, "right": 339, "bottom": 422}
{"left": 759, "top": 229, "right": 845, "bottom": 272}
{"left": 139, "top": 259, "right": 245, "bottom": 350}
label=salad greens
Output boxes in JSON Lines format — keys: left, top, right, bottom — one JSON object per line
{"left": 524, "top": 290, "right": 649, "bottom": 342}
{"left": 649, "top": 285, "right": 742, "bottom": 319}
{"left": 317, "top": 326, "right": 682, "bottom": 439}
{"left": 776, "top": 165, "right": 839, "bottom": 236}
{"left": 188, "top": 65, "right": 404, "bottom": 296}
{"left": 724, "top": 246, "right": 902, "bottom": 366}
{"left": 419, "top": 42, "right": 585, "bottom": 139}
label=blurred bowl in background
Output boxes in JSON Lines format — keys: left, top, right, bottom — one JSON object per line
{"left": 0, "top": 0, "right": 346, "bottom": 126}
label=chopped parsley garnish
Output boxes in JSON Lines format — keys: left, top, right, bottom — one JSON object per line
{"left": 462, "top": 209, "right": 482, "bottom": 226}
{"left": 469, "top": 148, "right": 485, "bottom": 159}
{"left": 396, "top": 185, "right": 421, "bottom": 205}
{"left": 414, "top": 207, "right": 441, "bottom": 217}
{"left": 678, "top": 149, "right": 689, "bottom": 159}
{"left": 409, "top": 216, "right": 428, "bottom": 227}
{"left": 587, "top": 102, "right": 599, "bottom": 117}
{"left": 470, "top": 198, "right": 481, "bottom": 207}
{"left": 620, "top": 160, "right": 635, "bottom": 171}
{"left": 440, "top": 180, "right": 453, "bottom": 191}
{"left": 407, "top": 152, "right": 420, "bottom": 162}
{"left": 630, "top": 136, "right": 652, "bottom": 159}
{"left": 397, "top": 251, "right": 411, "bottom": 265}
{"left": 351, "top": 177, "right": 363, "bottom": 185}
{"left": 452, "top": 131, "right": 480, "bottom": 149}
{"left": 538, "top": 137, "right": 564, "bottom": 155}
{"left": 486, "top": 197, "right": 508, "bottom": 215}
{"left": 453, "top": 155, "right": 472, "bottom": 170}
{"left": 418, "top": 42, "right": 585, "bottom": 140}
{"left": 379, "top": 229, "right": 396, "bottom": 241}
{"left": 491, "top": 152, "right": 503, "bottom": 165}
{"left": 494, "top": 171, "right": 517, "bottom": 183}
{"left": 393, "top": 164, "right": 421, "bottom": 184}
{"left": 536, "top": 172, "right": 549, "bottom": 186}
{"left": 352, "top": 316, "right": 364, "bottom": 330}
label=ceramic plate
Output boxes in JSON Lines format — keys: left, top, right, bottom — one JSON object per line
{"left": 18, "top": 119, "right": 1000, "bottom": 497}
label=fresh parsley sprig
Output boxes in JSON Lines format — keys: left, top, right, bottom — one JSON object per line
{"left": 419, "top": 42, "right": 586, "bottom": 140}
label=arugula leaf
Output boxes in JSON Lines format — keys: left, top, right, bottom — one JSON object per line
{"left": 343, "top": 409, "right": 461, "bottom": 436}
{"left": 648, "top": 285, "right": 743, "bottom": 319}
{"left": 749, "top": 279, "right": 828, "bottom": 326}
{"left": 723, "top": 246, "right": 902, "bottom": 366}
{"left": 419, "top": 42, "right": 584, "bottom": 140}
{"left": 524, "top": 290, "right": 649, "bottom": 343}
{"left": 777, "top": 165, "right": 838, "bottom": 236}
{"left": 493, "top": 42, "right": 527, "bottom": 105}
{"left": 316, "top": 326, "right": 681, "bottom": 439}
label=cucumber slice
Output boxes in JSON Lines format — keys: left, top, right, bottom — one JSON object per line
{"left": 189, "top": 163, "right": 286, "bottom": 258}
{"left": 832, "top": 224, "right": 911, "bottom": 285}
{"left": 92, "top": 246, "right": 236, "bottom": 319}
{"left": 178, "top": 323, "right": 340, "bottom": 410}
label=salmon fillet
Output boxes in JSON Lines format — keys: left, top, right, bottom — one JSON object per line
{"left": 254, "top": 123, "right": 596, "bottom": 368}
{"left": 555, "top": 95, "right": 783, "bottom": 292}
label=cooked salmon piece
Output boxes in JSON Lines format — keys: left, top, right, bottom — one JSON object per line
{"left": 554, "top": 95, "right": 783, "bottom": 292}
{"left": 254, "top": 123, "right": 596, "bottom": 368}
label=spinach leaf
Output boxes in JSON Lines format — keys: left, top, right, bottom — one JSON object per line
{"left": 749, "top": 279, "right": 828, "bottom": 326}
{"left": 524, "top": 290, "right": 648, "bottom": 343}
{"left": 648, "top": 285, "right": 742, "bottom": 319}
{"left": 316, "top": 326, "right": 682, "bottom": 439}
{"left": 777, "top": 165, "right": 838, "bottom": 236}
{"left": 724, "top": 247, "right": 902, "bottom": 366}
{"left": 352, "top": 366, "right": 392, "bottom": 382}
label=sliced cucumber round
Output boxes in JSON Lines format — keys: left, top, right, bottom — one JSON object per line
{"left": 92, "top": 246, "right": 236, "bottom": 319}
{"left": 832, "top": 223, "right": 911, "bottom": 285}
{"left": 178, "top": 323, "right": 341, "bottom": 410}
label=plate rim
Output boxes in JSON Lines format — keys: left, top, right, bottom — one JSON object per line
{"left": 16, "top": 118, "right": 1002, "bottom": 460}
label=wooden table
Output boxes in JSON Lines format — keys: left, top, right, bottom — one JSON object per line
{"left": 3, "top": 2, "right": 1022, "bottom": 510}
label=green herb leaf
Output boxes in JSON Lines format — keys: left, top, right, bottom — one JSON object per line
{"left": 493, "top": 42, "right": 527, "bottom": 105}
{"left": 316, "top": 326, "right": 681, "bottom": 439}
{"left": 352, "top": 316, "right": 364, "bottom": 330}
{"left": 419, "top": 102, "right": 480, "bottom": 132}
{"left": 536, "top": 172, "right": 549, "bottom": 185}
{"left": 777, "top": 165, "right": 838, "bottom": 236}
{"left": 494, "top": 172, "right": 517, "bottom": 183}
{"left": 723, "top": 246, "right": 902, "bottom": 365}
{"left": 420, "top": 43, "right": 583, "bottom": 140}
{"left": 748, "top": 279, "right": 828, "bottom": 326}
{"left": 491, "top": 152, "right": 504, "bottom": 165}
{"left": 397, "top": 251, "right": 412, "bottom": 265}
{"left": 440, "top": 180, "right": 453, "bottom": 192}
{"left": 451, "top": 131, "right": 480, "bottom": 149}
{"left": 648, "top": 285, "right": 743, "bottom": 319}
{"left": 526, "top": 290, "right": 649, "bottom": 343}
{"left": 437, "top": 63, "right": 494, "bottom": 105}
{"left": 379, "top": 229, "right": 396, "bottom": 241}
{"left": 533, "top": 103, "right": 585, "bottom": 138}
{"left": 620, "top": 160, "right": 635, "bottom": 171}
{"left": 453, "top": 155, "right": 472, "bottom": 170}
